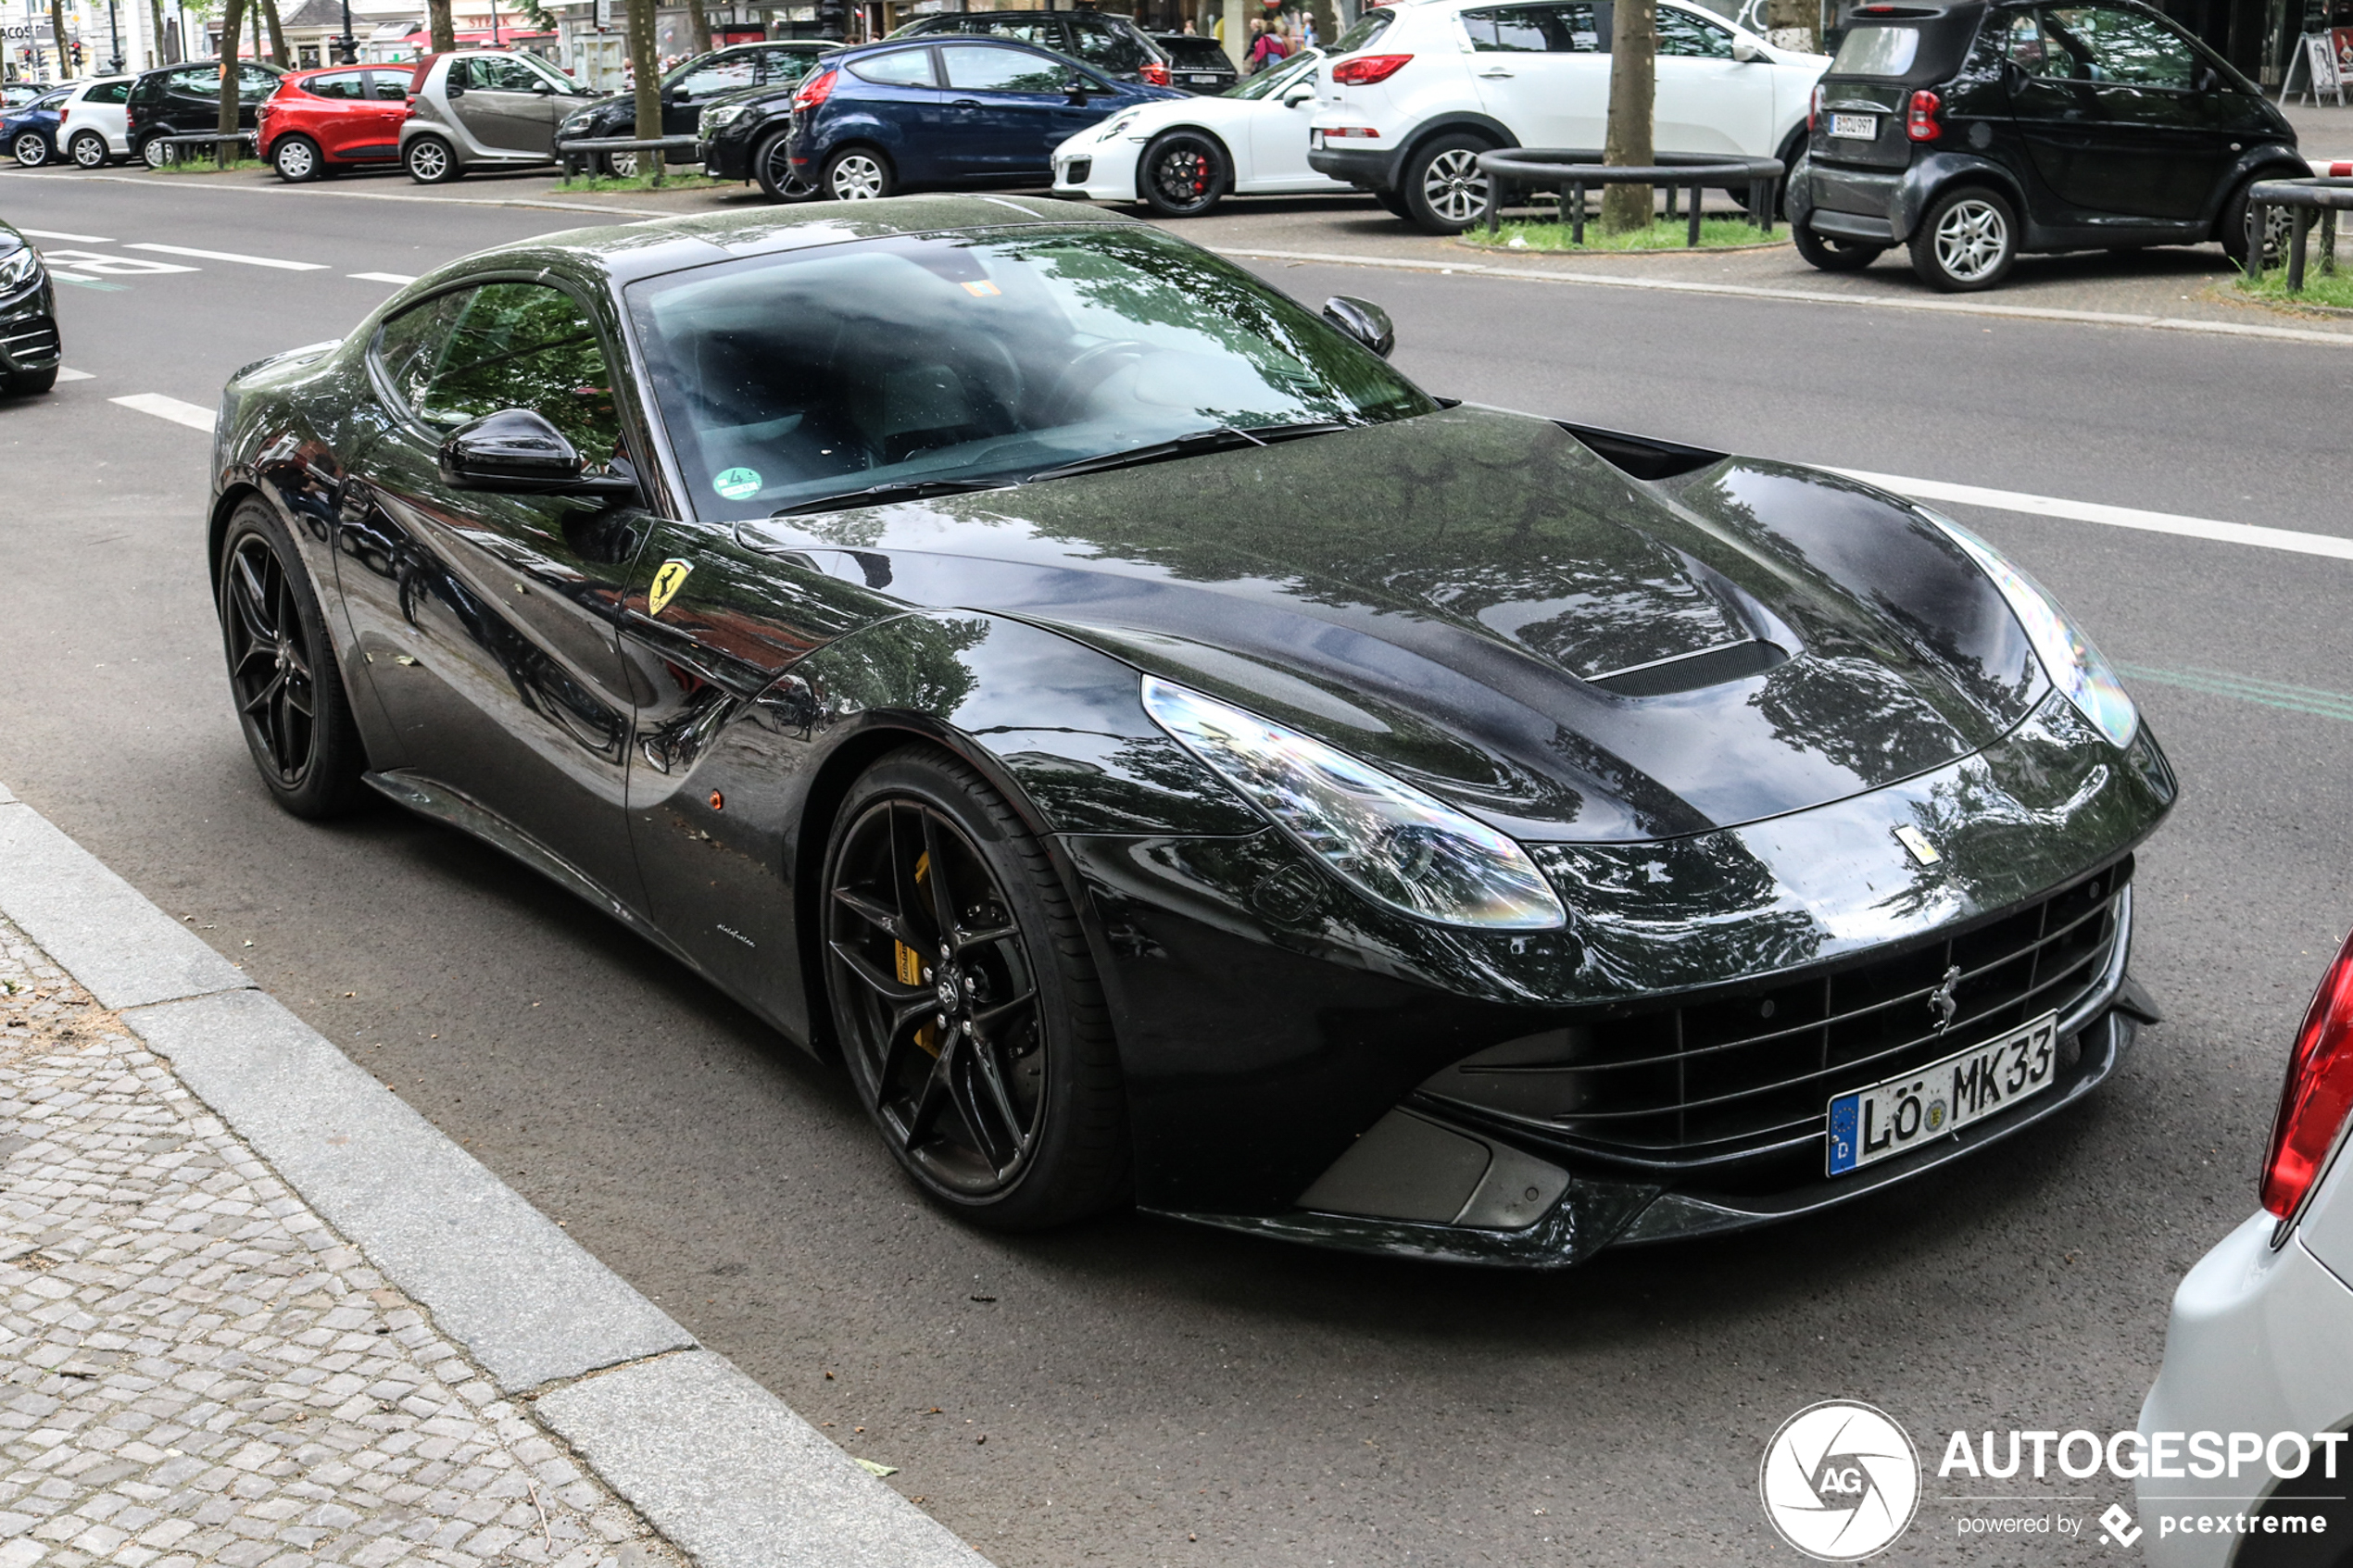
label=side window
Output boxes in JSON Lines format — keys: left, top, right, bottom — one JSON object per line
{"left": 1462, "top": 6, "right": 1562, "bottom": 51}
{"left": 308, "top": 71, "right": 366, "bottom": 99}
{"left": 375, "top": 283, "right": 621, "bottom": 465}
{"left": 2046, "top": 4, "right": 2196, "bottom": 86}
{"left": 475, "top": 56, "right": 549, "bottom": 93}
{"left": 240, "top": 65, "right": 281, "bottom": 98}
{"left": 1069, "top": 20, "right": 1147, "bottom": 72}
{"left": 1552, "top": 3, "right": 1606, "bottom": 50}
{"left": 675, "top": 55, "right": 756, "bottom": 94}
{"left": 847, "top": 47, "right": 939, "bottom": 86}
{"left": 368, "top": 69, "right": 413, "bottom": 99}
{"left": 1655, "top": 9, "right": 1735, "bottom": 57}
{"left": 977, "top": 19, "right": 1059, "bottom": 46}
{"left": 445, "top": 57, "right": 475, "bottom": 90}
{"left": 170, "top": 66, "right": 216, "bottom": 94}
{"left": 940, "top": 44, "right": 1069, "bottom": 92}
{"left": 757, "top": 48, "right": 816, "bottom": 82}
{"left": 92, "top": 81, "right": 131, "bottom": 105}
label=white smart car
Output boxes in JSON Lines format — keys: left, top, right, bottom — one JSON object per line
{"left": 1306, "top": 0, "right": 1826, "bottom": 232}
{"left": 1051, "top": 47, "right": 1349, "bottom": 217}
{"left": 55, "top": 76, "right": 134, "bottom": 169}
{"left": 2136, "top": 928, "right": 2353, "bottom": 1563}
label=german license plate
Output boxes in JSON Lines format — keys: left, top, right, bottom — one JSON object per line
{"left": 1830, "top": 113, "right": 1878, "bottom": 140}
{"left": 1826, "top": 1012, "right": 2058, "bottom": 1175}
{"left": 1188, "top": 72, "right": 1220, "bottom": 82}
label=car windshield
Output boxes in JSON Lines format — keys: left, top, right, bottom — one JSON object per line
{"left": 1830, "top": 23, "right": 1921, "bottom": 74}
{"left": 627, "top": 225, "right": 1432, "bottom": 518}
{"left": 1226, "top": 47, "right": 1320, "bottom": 96}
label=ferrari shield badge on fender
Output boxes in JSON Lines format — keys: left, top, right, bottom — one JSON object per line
{"left": 1894, "top": 824, "right": 1941, "bottom": 866}
{"left": 648, "top": 559, "right": 693, "bottom": 618}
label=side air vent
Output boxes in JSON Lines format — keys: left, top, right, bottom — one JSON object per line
{"left": 1557, "top": 420, "right": 1727, "bottom": 482}
{"left": 1588, "top": 639, "right": 1789, "bottom": 697}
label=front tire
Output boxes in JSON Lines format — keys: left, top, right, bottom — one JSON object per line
{"left": 1139, "top": 129, "right": 1228, "bottom": 217}
{"left": 752, "top": 126, "right": 808, "bottom": 201}
{"left": 822, "top": 745, "right": 1127, "bottom": 1230}
{"left": 11, "top": 132, "right": 51, "bottom": 169}
{"left": 271, "top": 133, "right": 322, "bottom": 182}
{"left": 820, "top": 144, "right": 893, "bottom": 200}
{"left": 1793, "top": 222, "right": 1885, "bottom": 272}
{"left": 68, "top": 131, "right": 108, "bottom": 169}
{"left": 1400, "top": 132, "right": 1492, "bottom": 235}
{"left": 1908, "top": 184, "right": 2017, "bottom": 292}
{"left": 2221, "top": 171, "right": 2296, "bottom": 269}
{"left": 216, "top": 499, "right": 370, "bottom": 819}
{"left": 404, "top": 134, "right": 459, "bottom": 184}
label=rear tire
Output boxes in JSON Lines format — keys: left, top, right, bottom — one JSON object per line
{"left": 404, "top": 134, "right": 459, "bottom": 183}
{"left": 11, "top": 131, "right": 50, "bottom": 168}
{"left": 822, "top": 744, "right": 1128, "bottom": 1230}
{"left": 598, "top": 148, "right": 639, "bottom": 178}
{"left": 271, "top": 133, "right": 322, "bottom": 182}
{"left": 215, "top": 499, "right": 371, "bottom": 820}
{"left": 68, "top": 131, "right": 108, "bottom": 169}
{"left": 1400, "top": 132, "right": 1492, "bottom": 235}
{"left": 1907, "top": 183, "right": 2017, "bottom": 292}
{"left": 138, "top": 132, "right": 172, "bottom": 169}
{"left": 1793, "top": 222, "right": 1885, "bottom": 272}
{"left": 820, "top": 144, "right": 893, "bottom": 200}
{"left": 1138, "top": 129, "right": 1227, "bottom": 217}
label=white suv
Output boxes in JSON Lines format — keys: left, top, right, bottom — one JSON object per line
{"left": 1308, "top": 0, "right": 1827, "bottom": 233}
{"left": 56, "top": 76, "right": 134, "bottom": 169}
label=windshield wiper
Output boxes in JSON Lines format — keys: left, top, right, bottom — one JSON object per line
{"left": 770, "top": 477, "right": 1013, "bottom": 518}
{"left": 1025, "top": 421, "right": 1355, "bottom": 484}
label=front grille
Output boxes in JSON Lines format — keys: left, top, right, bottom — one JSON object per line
{"left": 1426, "top": 860, "right": 2130, "bottom": 1165}
{"left": 1061, "top": 157, "right": 1091, "bottom": 185}
{"left": 1, "top": 316, "right": 60, "bottom": 365}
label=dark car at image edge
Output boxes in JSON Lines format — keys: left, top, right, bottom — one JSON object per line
{"left": 1786, "top": 0, "right": 2305, "bottom": 290}
{"left": 204, "top": 195, "right": 2174, "bottom": 1267}
{"left": 0, "top": 219, "right": 61, "bottom": 395}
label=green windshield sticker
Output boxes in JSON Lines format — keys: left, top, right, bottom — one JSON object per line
{"left": 713, "top": 467, "right": 762, "bottom": 501}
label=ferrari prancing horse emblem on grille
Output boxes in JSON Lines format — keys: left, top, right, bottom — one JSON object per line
{"left": 648, "top": 558, "right": 693, "bottom": 618}
{"left": 1928, "top": 965, "right": 1962, "bottom": 1034}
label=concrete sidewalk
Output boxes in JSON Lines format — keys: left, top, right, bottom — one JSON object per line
{"left": 0, "top": 779, "right": 996, "bottom": 1568}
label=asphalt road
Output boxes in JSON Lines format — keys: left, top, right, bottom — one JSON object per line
{"left": 6, "top": 167, "right": 2351, "bottom": 1567}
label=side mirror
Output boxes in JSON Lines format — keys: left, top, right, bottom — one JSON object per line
{"left": 1322, "top": 295, "right": 1394, "bottom": 358}
{"left": 438, "top": 409, "right": 638, "bottom": 499}
{"left": 531, "top": 82, "right": 554, "bottom": 94}
{"left": 1283, "top": 85, "right": 1315, "bottom": 106}
{"left": 1732, "top": 39, "right": 1765, "bottom": 62}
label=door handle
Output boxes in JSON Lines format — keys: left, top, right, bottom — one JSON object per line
{"left": 951, "top": 98, "right": 981, "bottom": 107}
{"left": 1477, "top": 69, "right": 1514, "bottom": 78}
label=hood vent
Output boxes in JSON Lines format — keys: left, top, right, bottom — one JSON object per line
{"left": 1588, "top": 638, "right": 1790, "bottom": 697}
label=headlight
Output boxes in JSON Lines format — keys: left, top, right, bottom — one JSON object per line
{"left": 1919, "top": 508, "right": 2137, "bottom": 748}
{"left": 1096, "top": 111, "right": 1139, "bottom": 142}
{"left": 703, "top": 103, "right": 750, "bottom": 130}
{"left": 1141, "top": 677, "right": 1567, "bottom": 931}
{"left": 559, "top": 115, "right": 589, "bottom": 136}
{"left": 0, "top": 245, "right": 41, "bottom": 294}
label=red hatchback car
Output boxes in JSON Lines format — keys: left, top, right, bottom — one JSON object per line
{"left": 257, "top": 65, "right": 412, "bottom": 182}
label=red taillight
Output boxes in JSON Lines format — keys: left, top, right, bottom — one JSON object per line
{"left": 793, "top": 68, "right": 837, "bottom": 112}
{"left": 2263, "top": 931, "right": 2353, "bottom": 1220}
{"left": 1140, "top": 59, "right": 1168, "bottom": 85}
{"left": 1809, "top": 82, "right": 1822, "bottom": 132}
{"left": 1331, "top": 53, "right": 1412, "bottom": 85}
{"left": 1906, "top": 88, "right": 1941, "bottom": 141}
{"left": 57, "top": 107, "right": 69, "bottom": 124}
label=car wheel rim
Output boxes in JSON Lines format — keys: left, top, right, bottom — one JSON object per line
{"left": 760, "top": 139, "right": 792, "bottom": 192}
{"left": 222, "top": 534, "right": 317, "bottom": 788}
{"left": 410, "top": 143, "right": 446, "bottom": 179}
{"left": 141, "top": 138, "right": 168, "bottom": 168}
{"left": 1421, "top": 147, "right": 1486, "bottom": 224}
{"left": 826, "top": 797, "right": 1046, "bottom": 1198}
{"left": 279, "top": 142, "right": 312, "bottom": 177}
{"left": 16, "top": 135, "right": 45, "bottom": 166}
{"left": 1153, "top": 145, "right": 1212, "bottom": 209}
{"left": 1933, "top": 197, "right": 2007, "bottom": 282}
{"left": 609, "top": 151, "right": 636, "bottom": 178}
{"left": 831, "top": 154, "right": 883, "bottom": 199}
{"left": 72, "top": 137, "right": 103, "bottom": 168}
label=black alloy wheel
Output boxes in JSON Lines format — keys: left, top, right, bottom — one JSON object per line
{"left": 753, "top": 125, "right": 808, "bottom": 201}
{"left": 822, "top": 746, "right": 1126, "bottom": 1229}
{"left": 217, "top": 500, "right": 369, "bottom": 818}
{"left": 11, "top": 131, "right": 50, "bottom": 168}
{"left": 1793, "top": 222, "right": 1885, "bottom": 272}
{"left": 69, "top": 131, "right": 108, "bottom": 169}
{"left": 1139, "top": 130, "right": 1227, "bottom": 218}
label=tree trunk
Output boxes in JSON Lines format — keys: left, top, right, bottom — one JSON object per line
{"left": 260, "top": 0, "right": 289, "bottom": 66}
{"left": 627, "top": 0, "right": 662, "bottom": 184}
{"left": 427, "top": 0, "right": 456, "bottom": 53}
{"left": 215, "top": 0, "right": 245, "bottom": 168}
{"left": 47, "top": 0, "right": 69, "bottom": 77}
{"left": 147, "top": 0, "right": 165, "bottom": 69}
{"left": 686, "top": 0, "right": 709, "bottom": 60}
{"left": 1600, "top": 0, "right": 1656, "bottom": 234}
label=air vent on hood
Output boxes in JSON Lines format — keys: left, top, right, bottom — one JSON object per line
{"left": 1587, "top": 639, "right": 1789, "bottom": 697}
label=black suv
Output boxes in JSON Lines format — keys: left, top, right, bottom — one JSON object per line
{"left": 1786, "top": 0, "right": 2303, "bottom": 291}
{"left": 556, "top": 41, "right": 833, "bottom": 172}
{"left": 1154, "top": 33, "right": 1239, "bottom": 93}
{"left": 128, "top": 59, "right": 286, "bottom": 168}
{"left": 889, "top": 10, "right": 1170, "bottom": 84}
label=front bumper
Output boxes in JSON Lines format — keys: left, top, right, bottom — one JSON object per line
{"left": 0, "top": 275, "right": 60, "bottom": 377}
{"left": 2136, "top": 1212, "right": 2353, "bottom": 1564}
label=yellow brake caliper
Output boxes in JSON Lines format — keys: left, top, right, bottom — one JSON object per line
{"left": 897, "top": 851, "right": 939, "bottom": 1058}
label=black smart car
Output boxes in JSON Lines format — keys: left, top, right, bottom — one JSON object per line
{"left": 1786, "top": 0, "right": 2305, "bottom": 291}
{"left": 128, "top": 58, "right": 286, "bottom": 168}
{"left": 557, "top": 41, "right": 831, "bottom": 174}
{"left": 889, "top": 9, "right": 1172, "bottom": 84}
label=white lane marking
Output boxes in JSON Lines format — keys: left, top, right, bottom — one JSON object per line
{"left": 124, "top": 243, "right": 329, "bottom": 271}
{"left": 1834, "top": 469, "right": 2353, "bottom": 563}
{"left": 55, "top": 368, "right": 94, "bottom": 383}
{"left": 347, "top": 271, "right": 417, "bottom": 284}
{"left": 111, "top": 393, "right": 217, "bottom": 433}
{"left": 1214, "top": 246, "right": 2353, "bottom": 349}
{"left": 19, "top": 227, "right": 114, "bottom": 243}
{"left": 39, "top": 249, "right": 197, "bottom": 276}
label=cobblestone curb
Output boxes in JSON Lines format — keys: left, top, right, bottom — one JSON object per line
{"left": 0, "top": 783, "right": 991, "bottom": 1568}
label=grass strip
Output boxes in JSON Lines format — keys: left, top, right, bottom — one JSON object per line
{"left": 1461, "top": 216, "right": 1782, "bottom": 253}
